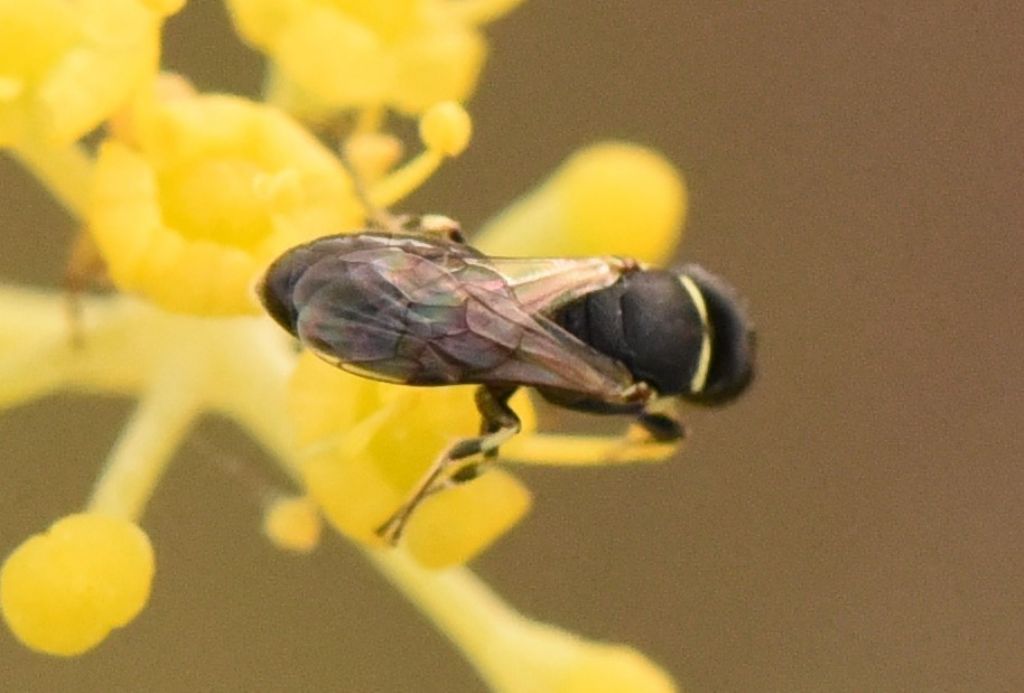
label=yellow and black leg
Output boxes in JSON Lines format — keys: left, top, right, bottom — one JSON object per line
{"left": 635, "top": 410, "right": 686, "bottom": 443}
{"left": 376, "top": 385, "right": 521, "bottom": 545}
{"left": 499, "top": 400, "right": 686, "bottom": 466}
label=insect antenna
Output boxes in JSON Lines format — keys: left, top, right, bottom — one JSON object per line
{"left": 181, "top": 434, "right": 322, "bottom": 553}
{"left": 338, "top": 146, "right": 407, "bottom": 234}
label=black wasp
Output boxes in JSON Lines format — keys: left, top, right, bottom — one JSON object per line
{"left": 259, "top": 214, "right": 754, "bottom": 543}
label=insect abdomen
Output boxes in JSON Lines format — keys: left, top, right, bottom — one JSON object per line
{"left": 554, "top": 270, "right": 707, "bottom": 397}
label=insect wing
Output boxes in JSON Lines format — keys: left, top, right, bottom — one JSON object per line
{"left": 292, "top": 241, "right": 636, "bottom": 397}
{"left": 446, "top": 269, "right": 637, "bottom": 396}
{"left": 464, "top": 255, "right": 631, "bottom": 314}
{"left": 293, "top": 246, "right": 467, "bottom": 385}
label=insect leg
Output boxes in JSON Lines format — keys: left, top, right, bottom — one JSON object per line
{"left": 479, "top": 385, "right": 519, "bottom": 457}
{"left": 436, "top": 384, "right": 519, "bottom": 486}
{"left": 376, "top": 385, "right": 522, "bottom": 545}
{"left": 498, "top": 400, "right": 686, "bottom": 466}
{"left": 635, "top": 411, "right": 687, "bottom": 443}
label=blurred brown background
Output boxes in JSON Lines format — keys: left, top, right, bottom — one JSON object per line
{"left": 2, "top": 1, "right": 1022, "bottom": 691}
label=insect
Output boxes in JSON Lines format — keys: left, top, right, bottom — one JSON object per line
{"left": 259, "top": 214, "right": 754, "bottom": 543}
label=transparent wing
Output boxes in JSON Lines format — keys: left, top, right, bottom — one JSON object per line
{"left": 292, "top": 240, "right": 637, "bottom": 398}
{"left": 460, "top": 255, "right": 632, "bottom": 314}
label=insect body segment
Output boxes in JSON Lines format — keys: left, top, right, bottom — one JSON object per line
{"left": 259, "top": 222, "right": 754, "bottom": 543}
{"left": 547, "top": 264, "right": 753, "bottom": 409}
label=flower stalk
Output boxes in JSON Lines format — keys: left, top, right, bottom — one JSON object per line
{"left": 87, "top": 356, "right": 203, "bottom": 521}
{"left": 370, "top": 549, "right": 676, "bottom": 692}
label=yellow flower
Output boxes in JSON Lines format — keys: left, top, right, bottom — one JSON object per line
{"left": 1, "top": 1, "right": 686, "bottom": 687}
{"left": 1, "top": 136, "right": 685, "bottom": 670}
{"left": 225, "top": 0, "right": 523, "bottom": 117}
{"left": 286, "top": 139, "right": 685, "bottom": 567}
{"left": 292, "top": 352, "right": 534, "bottom": 566}
{"left": 476, "top": 141, "right": 687, "bottom": 263}
{"left": 0, "top": 0, "right": 180, "bottom": 148}
{"left": 89, "top": 76, "right": 361, "bottom": 315}
{"left": 87, "top": 84, "right": 476, "bottom": 316}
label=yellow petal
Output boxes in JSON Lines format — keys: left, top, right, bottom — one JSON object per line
{"left": 271, "top": 7, "right": 394, "bottom": 107}
{"left": 224, "top": 0, "right": 304, "bottom": 46}
{"left": 0, "top": 0, "right": 78, "bottom": 82}
{"left": 291, "top": 353, "right": 537, "bottom": 559}
{"left": 90, "top": 91, "right": 360, "bottom": 315}
{"left": 391, "top": 23, "right": 486, "bottom": 114}
{"left": 91, "top": 141, "right": 265, "bottom": 314}
{"left": 304, "top": 448, "right": 400, "bottom": 546}
{"left": 227, "top": 0, "right": 501, "bottom": 115}
{"left": 475, "top": 142, "right": 687, "bottom": 264}
{"left": 39, "top": 0, "right": 161, "bottom": 145}
{"left": 404, "top": 467, "right": 531, "bottom": 568}
{"left": 289, "top": 353, "right": 389, "bottom": 447}
{"left": 138, "top": 0, "right": 186, "bottom": 15}
{"left": 328, "top": 0, "right": 422, "bottom": 41}
{"left": 0, "top": 0, "right": 170, "bottom": 145}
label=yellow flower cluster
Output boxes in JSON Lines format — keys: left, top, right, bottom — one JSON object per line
{"left": 0, "top": 0, "right": 182, "bottom": 148}
{"left": 0, "top": 0, "right": 687, "bottom": 688}
{"left": 92, "top": 76, "right": 361, "bottom": 314}
{"left": 226, "top": 0, "right": 521, "bottom": 117}
{"left": 292, "top": 353, "right": 535, "bottom": 567}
